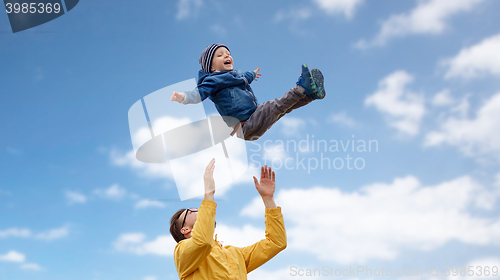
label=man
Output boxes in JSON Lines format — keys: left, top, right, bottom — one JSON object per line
{"left": 169, "top": 158, "right": 287, "bottom": 279}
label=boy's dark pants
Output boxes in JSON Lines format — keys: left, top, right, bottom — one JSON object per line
{"left": 241, "top": 85, "right": 313, "bottom": 141}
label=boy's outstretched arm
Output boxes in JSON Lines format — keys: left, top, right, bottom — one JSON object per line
{"left": 171, "top": 88, "right": 202, "bottom": 104}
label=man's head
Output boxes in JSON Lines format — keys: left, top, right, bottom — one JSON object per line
{"left": 199, "top": 43, "right": 233, "bottom": 73}
{"left": 170, "top": 208, "right": 198, "bottom": 243}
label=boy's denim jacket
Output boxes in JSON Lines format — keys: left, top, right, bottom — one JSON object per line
{"left": 182, "top": 69, "right": 259, "bottom": 126}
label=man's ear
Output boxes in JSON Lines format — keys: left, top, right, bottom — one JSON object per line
{"left": 180, "top": 227, "right": 191, "bottom": 235}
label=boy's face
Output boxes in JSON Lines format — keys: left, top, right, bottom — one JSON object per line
{"left": 211, "top": 47, "right": 233, "bottom": 72}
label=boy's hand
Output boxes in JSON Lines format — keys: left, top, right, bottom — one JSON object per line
{"left": 253, "top": 67, "right": 261, "bottom": 81}
{"left": 171, "top": 91, "right": 185, "bottom": 103}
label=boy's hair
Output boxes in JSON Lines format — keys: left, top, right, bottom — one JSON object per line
{"left": 199, "top": 43, "right": 230, "bottom": 73}
{"left": 170, "top": 209, "right": 187, "bottom": 243}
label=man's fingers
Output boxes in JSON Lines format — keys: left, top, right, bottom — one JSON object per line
{"left": 206, "top": 158, "right": 215, "bottom": 172}
{"left": 272, "top": 171, "right": 275, "bottom": 182}
{"left": 253, "top": 176, "right": 259, "bottom": 187}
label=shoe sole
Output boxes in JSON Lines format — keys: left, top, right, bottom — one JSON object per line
{"left": 311, "top": 69, "right": 325, "bottom": 100}
{"left": 302, "top": 63, "right": 317, "bottom": 94}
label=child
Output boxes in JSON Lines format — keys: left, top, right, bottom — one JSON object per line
{"left": 171, "top": 43, "right": 325, "bottom": 141}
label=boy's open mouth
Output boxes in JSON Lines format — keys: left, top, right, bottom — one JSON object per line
{"left": 224, "top": 60, "right": 232, "bottom": 65}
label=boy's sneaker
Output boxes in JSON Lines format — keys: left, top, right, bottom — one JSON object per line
{"left": 296, "top": 63, "right": 317, "bottom": 95}
{"left": 311, "top": 69, "right": 326, "bottom": 100}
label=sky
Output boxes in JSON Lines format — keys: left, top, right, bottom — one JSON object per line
{"left": 1, "top": 0, "right": 500, "bottom": 279}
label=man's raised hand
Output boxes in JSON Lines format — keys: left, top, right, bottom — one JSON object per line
{"left": 253, "top": 165, "right": 277, "bottom": 208}
{"left": 204, "top": 158, "right": 216, "bottom": 201}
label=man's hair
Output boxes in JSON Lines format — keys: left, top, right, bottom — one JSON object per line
{"left": 170, "top": 209, "right": 187, "bottom": 243}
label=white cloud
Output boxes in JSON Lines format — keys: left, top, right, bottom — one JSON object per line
{"left": 355, "top": 0, "right": 485, "bottom": 48}
{"left": 365, "top": 71, "right": 425, "bottom": 136}
{"left": 262, "top": 144, "right": 288, "bottom": 164}
{"left": 242, "top": 175, "right": 500, "bottom": 264}
{"left": 449, "top": 94, "right": 471, "bottom": 118}
{"left": 431, "top": 89, "right": 455, "bottom": 106}
{"left": 312, "top": 0, "right": 364, "bottom": 19}
{"left": 111, "top": 149, "right": 173, "bottom": 180}
{"left": 0, "top": 226, "right": 69, "bottom": 241}
{"left": 113, "top": 233, "right": 176, "bottom": 256}
{"left": 93, "top": 184, "right": 127, "bottom": 200}
{"left": 328, "top": 112, "right": 357, "bottom": 126}
{"left": 35, "top": 226, "right": 69, "bottom": 241}
{"left": 0, "top": 251, "right": 25, "bottom": 263}
{"left": 0, "top": 251, "right": 42, "bottom": 271}
{"left": 443, "top": 33, "right": 500, "bottom": 79}
{"left": 280, "top": 117, "right": 306, "bottom": 137}
{"left": 20, "top": 263, "right": 43, "bottom": 271}
{"left": 0, "top": 228, "right": 31, "bottom": 238}
{"left": 142, "top": 276, "right": 158, "bottom": 280}
{"left": 112, "top": 225, "right": 265, "bottom": 259}
{"left": 176, "top": 0, "right": 203, "bottom": 20}
{"left": 425, "top": 92, "right": 500, "bottom": 159}
{"left": 65, "top": 190, "right": 87, "bottom": 204}
{"left": 116, "top": 233, "right": 144, "bottom": 244}
{"left": 215, "top": 224, "right": 264, "bottom": 248}
{"left": 274, "top": 0, "right": 363, "bottom": 23}
{"left": 134, "top": 199, "right": 166, "bottom": 209}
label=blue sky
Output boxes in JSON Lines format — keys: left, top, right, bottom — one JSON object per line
{"left": 1, "top": 0, "right": 500, "bottom": 279}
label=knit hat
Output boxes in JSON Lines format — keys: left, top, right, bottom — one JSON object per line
{"left": 199, "top": 43, "right": 230, "bottom": 73}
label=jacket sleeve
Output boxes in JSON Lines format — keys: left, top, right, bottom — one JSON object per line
{"left": 243, "top": 71, "right": 257, "bottom": 85}
{"left": 174, "top": 200, "right": 217, "bottom": 279}
{"left": 196, "top": 76, "right": 219, "bottom": 101}
{"left": 181, "top": 88, "right": 202, "bottom": 104}
{"left": 236, "top": 206, "right": 287, "bottom": 273}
